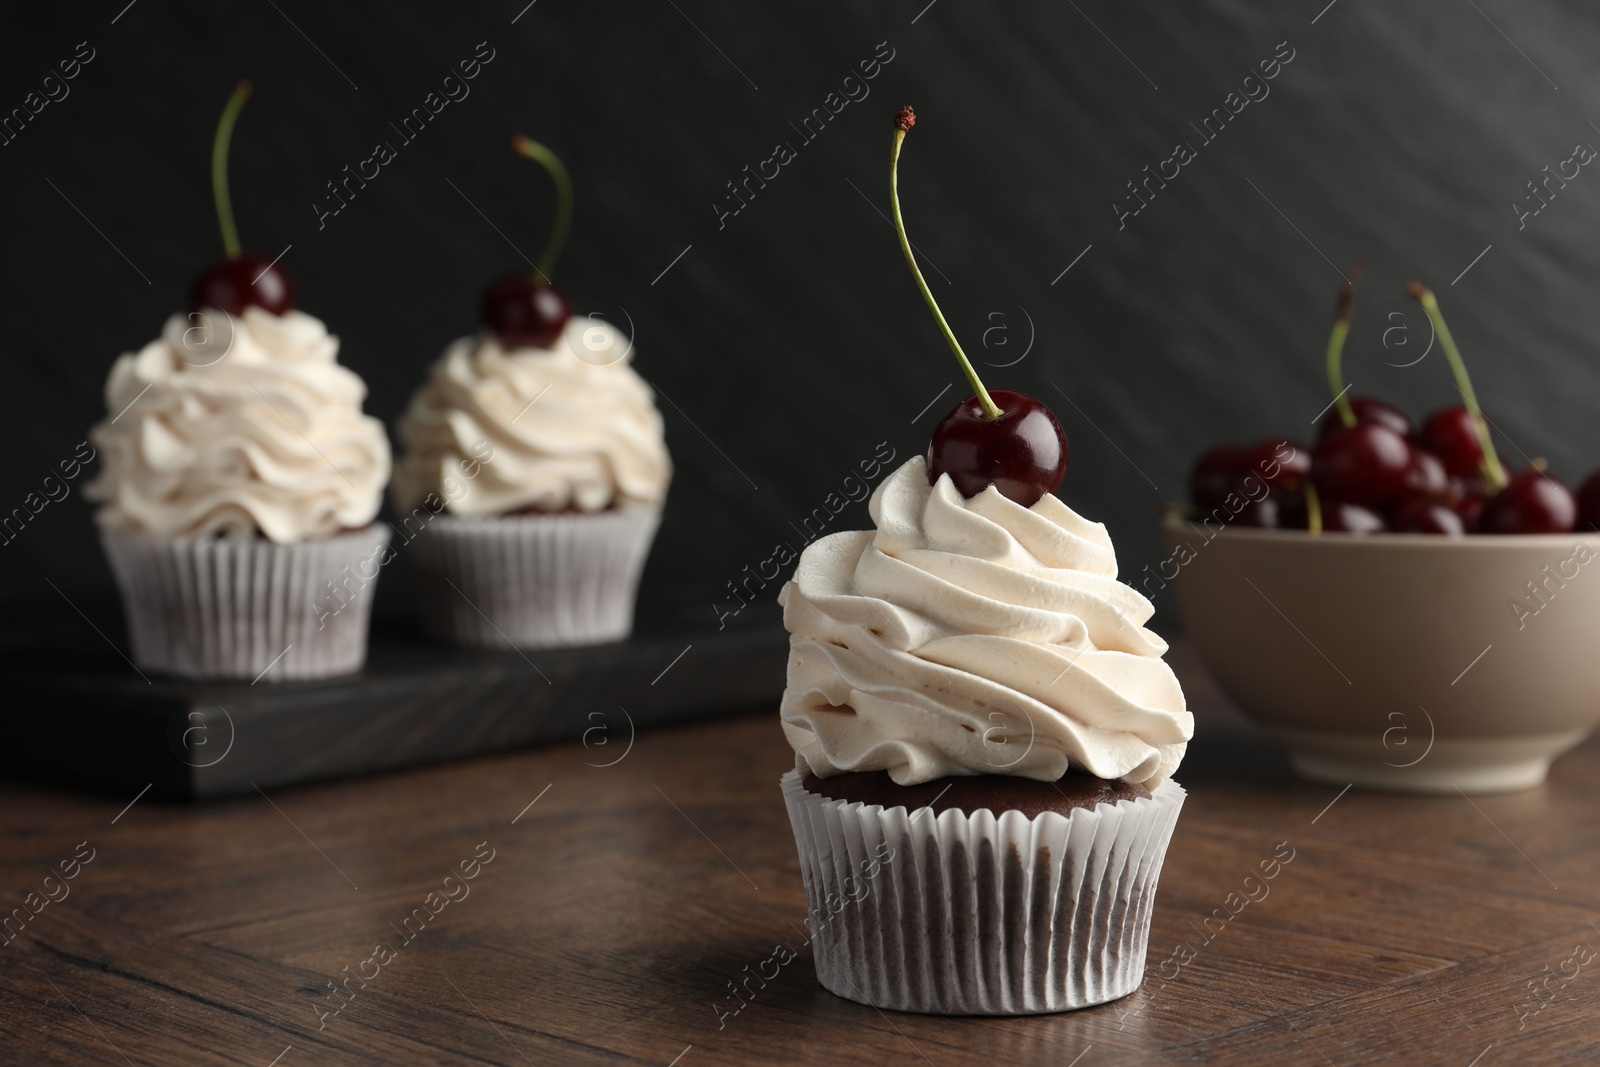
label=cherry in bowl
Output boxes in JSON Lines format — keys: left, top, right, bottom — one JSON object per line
{"left": 1579, "top": 471, "right": 1600, "bottom": 532}
{"left": 1312, "top": 423, "right": 1412, "bottom": 507}
{"left": 1249, "top": 439, "right": 1311, "bottom": 493}
{"left": 1191, "top": 445, "right": 1248, "bottom": 511}
{"left": 1479, "top": 469, "right": 1577, "bottom": 534}
{"left": 1392, "top": 496, "right": 1465, "bottom": 536}
{"left": 1419, "top": 405, "right": 1491, "bottom": 479}
{"left": 1318, "top": 395, "right": 1412, "bottom": 440}
{"left": 1321, "top": 500, "right": 1389, "bottom": 534}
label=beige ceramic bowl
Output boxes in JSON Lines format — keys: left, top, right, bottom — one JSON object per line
{"left": 1162, "top": 512, "right": 1600, "bottom": 794}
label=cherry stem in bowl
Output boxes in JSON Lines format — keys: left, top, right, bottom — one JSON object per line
{"left": 211, "top": 80, "right": 252, "bottom": 260}
{"left": 1405, "top": 281, "right": 1507, "bottom": 490}
{"left": 1305, "top": 480, "right": 1324, "bottom": 534}
{"left": 511, "top": 134, "right": 573, "bottom": 286}
{"left": 889, "top": 106, "right": 1001, "bottom": 420}
{"left": 1325, "top": 266, "right": 1361, "bottom": 428}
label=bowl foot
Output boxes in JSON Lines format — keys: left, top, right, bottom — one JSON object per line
{"left": 1276, "top": 728, "right": 1590, "bottom": 795}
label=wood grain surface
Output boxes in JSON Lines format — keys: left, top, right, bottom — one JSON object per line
{"left": 2, "top": 644, "right": 1597, "bottom": 1065}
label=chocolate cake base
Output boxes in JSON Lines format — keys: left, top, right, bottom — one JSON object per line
{"left": 781, "top": 770, "right": 1187, "bottom": 1014}
{"left": 802, "top": 768, "right": 1150, "bottom": 818}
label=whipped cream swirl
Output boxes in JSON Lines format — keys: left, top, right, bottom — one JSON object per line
{"left": 390, "top": 317, "right": 671, "bottom": 516}
{"left": 779, "top": 457, "right": 1191, "bottom": 788}
{"left": 88, "top": 308, "right": 391, "bottom": 542}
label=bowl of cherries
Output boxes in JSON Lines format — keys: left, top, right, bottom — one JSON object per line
{"left": 1164, "top": 275, "right": 1600, "bottom": 794}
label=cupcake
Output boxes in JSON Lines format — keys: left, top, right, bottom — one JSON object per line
{"left": 779, "top": 458, "right": 1190, "bottom": 1014}
{"left": 85, "top": 82, "right": 391, "bottom": 682}
{"left": 775, "top": 106, "right": 1192, "bottom": 1015}
{"left": 389, "top": 136, "right": 670, "bottom": 650}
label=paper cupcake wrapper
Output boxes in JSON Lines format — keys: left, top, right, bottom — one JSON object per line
{"left": 100, "top": 526, "right": 390, "bottom": 682}
{"left": 781, "top": 769, "right": 1186, "bottom": 1015}
{"left": 408, "top": 508, "right": 660, "bottom": 651}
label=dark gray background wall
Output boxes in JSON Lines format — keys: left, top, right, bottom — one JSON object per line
{"left": 4, "top": 0, "right": 1598, "bottom": 637}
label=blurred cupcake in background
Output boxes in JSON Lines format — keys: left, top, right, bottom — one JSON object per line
{"left": 88, "top": 83, "right": 391, "bottom": 681}
{"left": 391, "top": 135, "right": 670, "bottom": 650}
{"left": 89, "top": 311, "right": 392, "bottom": 681}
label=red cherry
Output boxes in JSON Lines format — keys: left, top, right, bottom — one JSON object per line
{"left": 1419, "top": 406, "right": 1490, "bottom": 478}
{"left": 1247, "top": 439, "right": 1311, "bottom": 493}
{"left": 927, "top": 389, "right": 1068, "bottom": 507}
{"left": 1318, "top": 395, "right": 1412, "bottom": 440}
{"left": 1578, "top": 471, "right": 1600, "bottom": 531}
{"left": 483, "top": 274, "right": 572, "bottom": 349}
{"left": 190, "top": 254, "right": 295, "bottom": 315}
{"left": 1322, "top": 500, "right": 1389, "bottom": 533}
{"left": 1456, "top": 493, "right": 1487, "bottom": 533}
{"left": 1311, "top": 423, "right": 1412, "bottom": 507}
{"left": 1191, "top": 446, "right": 1247, "bottom": 511}
{"left": 1479, "top": 469, "right": 1577, "bottom": 534}
{"left": 1277, "top": 489, "right": 1310, "bottom": 530}
{"left": 1391, "top": 497, "right": 1465, "bottom": 536}
{"left": 1450, "top": 472, "right": 1487, "bottom": 503}
{"left": 1232, "top": 495, "right": 1283, "bottom": 528}
{"left": 1399, "top": 448, "right": 1452, "bottom": 502}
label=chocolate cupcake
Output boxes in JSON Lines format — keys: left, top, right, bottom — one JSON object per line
{"left": 778, "top": 458, "right": 1191, "bottom": 1014}
{"left": 87, "top": 308, "right": 392, "bottom": 681}
{"left": 85, "top": 84, "right": 392, "bottom": 682}
{"left": 388, "top": 136, "right": 670, "bottom": 651}
{"left": 389, "top": 317, "right": 669, "bottom": 650}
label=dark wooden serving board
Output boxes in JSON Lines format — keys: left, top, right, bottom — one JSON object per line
{"left": 0, "top": 600, "right": 787, "bottom": 800}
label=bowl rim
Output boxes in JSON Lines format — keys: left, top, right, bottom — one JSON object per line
{"left": 1159, "top": 508, "right": 1600, "bottom": 548}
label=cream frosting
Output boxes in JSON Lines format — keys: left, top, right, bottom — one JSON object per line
{"left": 778, "top": 457, "right": 1191, "bottom": 788}
{"left": 87, "top": 308, "right": 390, "bottom": 543}
{"left": 390, "top": 317, "right": 671, "bottom": 516}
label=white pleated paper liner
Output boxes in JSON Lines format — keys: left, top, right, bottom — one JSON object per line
{"left": 408, "top": 508, "right": 660, "bottom": 651}
{"left": 781, "top": 769, "right": 1186, "bottom": 1015}
{"left": 100, "top": 525, "right": 391, "bottom": 682}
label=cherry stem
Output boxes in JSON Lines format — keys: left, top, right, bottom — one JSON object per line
{"left": 1405, "top": 281, "right": 1508, "bottom": 490}
{"left": 1304, "top": 480, "right": 1324, "bottom": 535}
{"left": 511, "top": 135, "right": 573, "bottom": 286}
{"left": 211, "top": 80, "right": 252, "bottom": 261}
{"left": 1325, "top": 267, "right": 1361, "bottom": 428}
{"left": 889, "top": 107, "right": 1001, "bottom": 420}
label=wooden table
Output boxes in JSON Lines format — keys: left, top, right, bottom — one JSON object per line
{"left": 3, "top": 645, "right": 1597, "bottom": 1065}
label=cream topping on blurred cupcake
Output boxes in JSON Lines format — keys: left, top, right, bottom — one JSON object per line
{"left": 391, "top": 317, "right": 671, "bottom": 516}
{"left": 86, "top": 308, "right": 390, "bottom": 543}
{"left": 779, "top": 456, "right": 1192, "bottom": 788}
